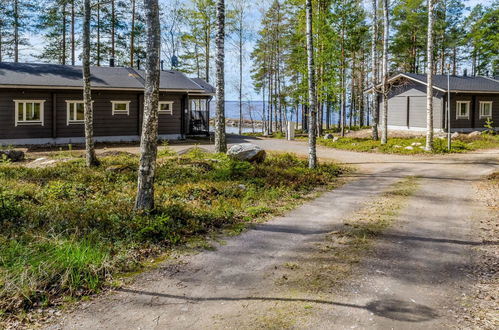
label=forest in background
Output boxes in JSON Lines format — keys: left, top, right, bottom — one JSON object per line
{"left": 0, "top": 0, "right": 497, "bottom": 133}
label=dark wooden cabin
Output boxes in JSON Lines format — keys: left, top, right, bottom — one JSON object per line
{"left": 374, "top": 73, "right": 499, "bottom": 132}
{"left": 0, "top": 62, "right": 214, "bottom": 145}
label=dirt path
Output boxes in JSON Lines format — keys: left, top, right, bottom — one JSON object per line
{"left": 48, "top": 138, "right": 499, "bottom": 329}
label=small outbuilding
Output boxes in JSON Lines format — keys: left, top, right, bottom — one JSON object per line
{"left": 372, "top": 73, "right": 499, "bottom": 132}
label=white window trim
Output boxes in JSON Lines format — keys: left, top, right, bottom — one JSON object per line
{"left": 14, "top": 100, "right": 45, "bottom": 127}
{"left": 456, "top": 101, "right": 470, "bottom": 120}
{"left": 111, "top": 101, "right": 131, "bottom": 115}
{"left": 66, "top": 100, "right": 92, "bottom": 125}
{"left": 158, "top": 101, "right": 174, "bottom": 115}
{"left": 479, "top": 101, "right": 493, "bottom": 119}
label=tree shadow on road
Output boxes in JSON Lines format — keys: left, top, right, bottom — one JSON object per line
{"left": 116, "top": 288, "right": 439, "bottom": 323}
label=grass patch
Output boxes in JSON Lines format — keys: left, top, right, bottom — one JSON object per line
{"left": 312, "top": 134, "right": 499, "bottom": 154}
{"left": 0, "top": 150, "right": 345, "bottom": 321}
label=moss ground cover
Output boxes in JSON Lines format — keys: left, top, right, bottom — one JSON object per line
{"left": 0, "top": 149, "right": 345, "bottom": 320}
{"left": 244, "top": 130, "right": 499, "bottom": 154}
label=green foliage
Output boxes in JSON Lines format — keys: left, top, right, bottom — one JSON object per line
{"left": 313, "top": 134, "right": 499, "bottom": 154}
{"left": 484, "top": 118, "right": 496, "bottom": 135}
{"left": 0, "top": 152, "right": 344, "bottom": 317}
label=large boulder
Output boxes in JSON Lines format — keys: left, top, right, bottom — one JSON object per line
{"left": 0, "top": 149, "right": 25, "bottom": 162}
{"left": 324, "top": 133, "right": 334, "bottom": 140}
{"left": 227, "top": 143, "right": 266, "bottom": 163}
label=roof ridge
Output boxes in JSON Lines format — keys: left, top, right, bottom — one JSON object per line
{"left": 480, "top": 75, "right": 499, "bottom": 84}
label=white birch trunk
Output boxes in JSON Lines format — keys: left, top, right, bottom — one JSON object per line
{"left": 306, "top": 0, "right": 317, "bottom": 169}
{"left": 135, "top": 0, "right": 161, "bottom": 211}
{"left": 371, "top": 0, "right": 379, "bottom": 140}
{"left": 83, "top": 0, "right": 98, "bottom": 167}
{"left": 214, "top": 0, "right": 227, "bottom": 153}
{"left": 425, "top": 0, "right": 435, "bottom": 151}
{"left": 381, "top": 0, "right": 389, "bottom": 145}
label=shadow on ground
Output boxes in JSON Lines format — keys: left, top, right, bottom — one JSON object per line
{"left": 116, "top": 288, "right": 439, "bottom": 323}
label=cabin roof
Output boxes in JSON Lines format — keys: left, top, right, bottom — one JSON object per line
{"left": 389, "top": 73, "right": 499, "bottom": 93}
{"left": 0, "top": 62, "right": 213, "bottom": 93}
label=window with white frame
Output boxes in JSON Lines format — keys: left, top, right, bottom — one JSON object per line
{"left": 66, "top": 101, "right": 86, "bottom": 125}
{"left": 111, "top": 101, "right": 130, "bottom": 115}
{"left": 456, "top": 101, "right": 470, "bottom": 119}
{"left": 158, "top": 101, "right": 174, "bottom": 115}
{"left": 479, "top": 101, "right": 492, "bottom": 119}
{"left": 191, "top": 99, "right": 207, "bottom": 112}
{"left": 14, "top": 100, "right": 45, "bottom": 126}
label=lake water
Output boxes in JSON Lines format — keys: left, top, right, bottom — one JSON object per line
{"left": 209, "top": 100, "right": 341, "bottom": 121}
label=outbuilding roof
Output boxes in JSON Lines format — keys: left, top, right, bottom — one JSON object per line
{"left": 0, "top": 62, "right": 214, "bottom": 94}
{"left": 388, "top": 72, "right": 499, "bottom": 93}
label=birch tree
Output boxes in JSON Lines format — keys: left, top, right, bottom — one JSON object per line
{"left": 371, "top": 0, "right": 379, "bottom": 140}
{"left": 425, "top": 0, "right": 434, "bottom": 151}
{"left": 82, "top": 0, "right": 99, "bottom": 167}
{"left": 135, "top": 0, "right": 161, "bottom": 211}
{"left": 306, "top": 0, "right": 317, "bottom": 169}
{"left": 380, "top": 0, "right": 389, "bottom": 145}
{"left": 214, "top": 0, "right": 227, "bottom": 153}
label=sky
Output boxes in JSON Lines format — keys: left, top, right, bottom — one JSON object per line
{"left": 20, "top": 0, "right": 493, "bottom": 101}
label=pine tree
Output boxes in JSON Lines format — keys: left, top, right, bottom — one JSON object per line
{"left": 37, "top": 0, "right": 70, "bottom": 64}
{"left": 179, "top": 0, "right": 217, "bottom": 82}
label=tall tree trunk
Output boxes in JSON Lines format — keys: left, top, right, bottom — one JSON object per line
{"left": 97, "top": 1, "right": 101, "bottom": 66}
{"left": 452, "top": 47, "right": 457, "bottom": 75}
{"left": 306, "top": 0, "right": 317, "bottom": 169}
{"left": 340, "top": 24, "right": 346, "bottom": 137}
{"left": 131, "top": 0, "right": 136, "bottom": 67}
{"left": 14, "top": 0, "right": 19, "bottom": 62}
{"left": 381, "top": 0, "right": 389, "bottom": 145}
{"left": 62, "top": 3, "right": 67, "bottom": 65}
{"left": 71, "top": 0, "right": 75, "bottom": 66}
{"left": 425, "top": 0, "right": 434, "bottom": 151}
{"left": 83, "top": 0, "right": 99, "bottom": 167}
{"left": 135, "top": 0, "right": 161, "bottom": 211}
{"left": 111, "top": 0, "right": 115, "bottom": 62}
{"left": 238, "top": 12, "right": 243, "bottom": 135}
{"left": 214, "top": 0, "right": 226, "bottom": 153}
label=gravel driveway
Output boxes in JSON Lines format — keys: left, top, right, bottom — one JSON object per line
{"left": 47, "top": 136, "right": 499, "bottom": 329}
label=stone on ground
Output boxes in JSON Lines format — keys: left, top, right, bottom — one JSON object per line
{"left": 227, "top": 143, "right": 266, "bottom": 163}
{"left": 324, "top": 133, "right": 334, "bottom": 140}
{"left": 468, "top": 131, "right": 482, "bottom": 137}
{"left": 0, "top": 149, "right": 25, "bottom": 162}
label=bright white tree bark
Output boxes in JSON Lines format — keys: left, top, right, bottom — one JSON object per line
{"left": 215, "top": 0, "right": 227, "bottom": 153}
{"left": 82, "top": 0, "right": 98, "bottom": 167}
{"left": 135, "top": 0, "right": 161, "bottom": 211}
{"left": 381, "top": 0, "right": 389, "bottom": 145}
{"left": 425, "top": 0, "right": 435, "bottom": 151}
{"left": 371, "top": 0, "right": 379, "bottom": 140}
{"left": 306, "top": 0, "right": 317, "bottom": 169}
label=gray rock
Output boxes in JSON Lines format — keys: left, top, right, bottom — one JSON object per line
{"left": 411, "top": 142, "right": 422, "bottom": 146}
{"left": 227, "top": 143, "right": 266, "bottom": 163}
{"left": 404, "top": 146, "right": 414, "bottom": 150}
{"left": 451, "top": 132, "right": 460, "bottom": 138}
{"left": 0, "top": 149, "right": 25, "bottom": 162}
{"left": 468, "top": 131, "right": 482, "bottom": 137}
{"left": 324, "top": 133, "right": 334, "bottom": 140}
